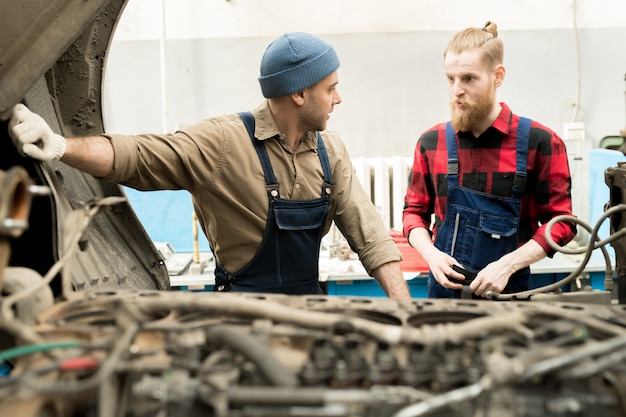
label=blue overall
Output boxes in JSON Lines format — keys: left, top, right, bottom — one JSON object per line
{"left": 213, "top": 112, "right": 332, "bottom": 295}
{"left": 427, "top": 118, "right": 533, "bottom": 298}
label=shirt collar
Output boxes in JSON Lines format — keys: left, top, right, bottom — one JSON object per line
{"left": 252, "top": 101, "right": 318, "bottom": 149}
{"left": 491, "top": 102, "right": 513, "bottom": 136}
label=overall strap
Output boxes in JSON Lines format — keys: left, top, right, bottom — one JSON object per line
{"left": 239, "top": 112, "right": 333, "bottom": 198}
{"left": 513, "top": 117, "right": 532, "bottom": 193}
{"left": 445, "top": 121, "right": 459, "bottom": 188}
{"left": 315, "top": 132, "right": 334, "bottom": 197}
{"left": 238, "top": 112, "right": 280, "bottom": 193}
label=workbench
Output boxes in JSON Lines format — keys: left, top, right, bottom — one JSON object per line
{"left": 167, "top": 248, "right": 614, "bottom": 299}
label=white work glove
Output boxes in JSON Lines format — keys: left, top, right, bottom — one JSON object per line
{"left": 8, "top": 103, "right": 66, "bottom": 161}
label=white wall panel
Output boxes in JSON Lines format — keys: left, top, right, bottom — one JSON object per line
{"left": 103, "top": 0, "right": 626, "bottom": 154}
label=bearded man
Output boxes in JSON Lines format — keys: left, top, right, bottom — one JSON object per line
{"left": 402, "top": 21, "right": 576, "bottom": 299}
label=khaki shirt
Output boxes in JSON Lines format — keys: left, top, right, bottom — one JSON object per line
{"left": 104, "top": 101, "right": 401, "bottom": 274}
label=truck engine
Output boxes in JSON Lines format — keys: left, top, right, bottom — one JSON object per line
{"left": 1, "top": 289, "right": 626, "bottom": 417}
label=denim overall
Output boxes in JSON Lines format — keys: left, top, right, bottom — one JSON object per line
{"left": 427, "top": 118, "right": 533, "bottom": 298}
{"left": 213, "top": 112, "right": 332, "bottom": 294}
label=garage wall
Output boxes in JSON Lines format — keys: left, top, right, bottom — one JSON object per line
{"left": 103, "top": 0, "right": 626, "bottom": 157}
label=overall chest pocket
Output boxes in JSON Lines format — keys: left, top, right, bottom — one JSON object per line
{"left": 274, "top": 200, "right": 328, "bottom": 231}
{"left": 479, "top": 213, "right": 518, "bottom": 239}
{"left": 469, "top": 213, "right": 518, "bottom": 268}
{"left": 451, "top": 206, "right": 519, "bottom": 270}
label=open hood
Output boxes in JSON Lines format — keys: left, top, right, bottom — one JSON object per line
{"left": 0, "top": 0, "right": 170, "bottom": 295}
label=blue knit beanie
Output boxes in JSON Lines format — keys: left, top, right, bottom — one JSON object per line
{"left": 258, "top": 32, "right": 340, "bottom": 98}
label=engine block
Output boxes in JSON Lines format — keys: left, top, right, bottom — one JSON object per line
{"left": 1, "top": 290, "right": 625, "bottom": 417}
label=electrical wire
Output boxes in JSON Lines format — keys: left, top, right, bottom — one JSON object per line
{"left": 18, "top": 322, "right": 138, "bottom": 395}
{"left": 489, "top": 204, "right": 626, "bottom": 301}
{"left": 0, "top": 341, "right": 81, "bottom": 362}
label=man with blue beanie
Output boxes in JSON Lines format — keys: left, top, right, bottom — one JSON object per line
{"left": 8, "top": 32, "right": 411, "bottom": 298}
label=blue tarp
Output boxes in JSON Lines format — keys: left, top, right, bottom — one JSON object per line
{"left": 123, "top": 187, "right": 211, "bottom": 253}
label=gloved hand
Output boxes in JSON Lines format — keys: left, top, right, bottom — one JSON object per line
{"left": 8, "top": 103, "right": 66, "bottom": 161}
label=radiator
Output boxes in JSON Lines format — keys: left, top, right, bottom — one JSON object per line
{"left": 351, "top": 156, "right": 413, "bottom": 231}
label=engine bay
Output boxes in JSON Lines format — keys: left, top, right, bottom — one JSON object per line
{"left": 2, "top": 289, "right": 626, "bottom": 417}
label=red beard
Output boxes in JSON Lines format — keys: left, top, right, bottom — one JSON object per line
{"left": 450, "top": 101, "right": 491, "bottom": 132}
{"left": 449, "top": 87, "right": 495, "bottom": 134}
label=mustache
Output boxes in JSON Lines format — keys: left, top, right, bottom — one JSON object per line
{"left": 451, "top": 98, "right": 468, "bottom": 106}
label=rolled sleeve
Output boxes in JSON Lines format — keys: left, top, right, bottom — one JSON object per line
{"left": 102, "top": 134, "right": 141, "bottom": 184}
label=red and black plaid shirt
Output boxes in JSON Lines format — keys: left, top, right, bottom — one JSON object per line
{"left": 402, "top": 103, "right": 576, "bottom": 255}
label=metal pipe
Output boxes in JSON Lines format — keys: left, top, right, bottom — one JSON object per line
{"left": 622, "top": 72, "right": 626, "bottom": 137}
{"left": 0, "top": 166, "right": 33, "bottom": 239}
{"left": 0, "top": 167, "right": 34, "bottom": 290}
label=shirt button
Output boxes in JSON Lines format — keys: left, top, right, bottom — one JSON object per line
{"left": 295, "top": 184, "right": 301, "bottom": 189}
